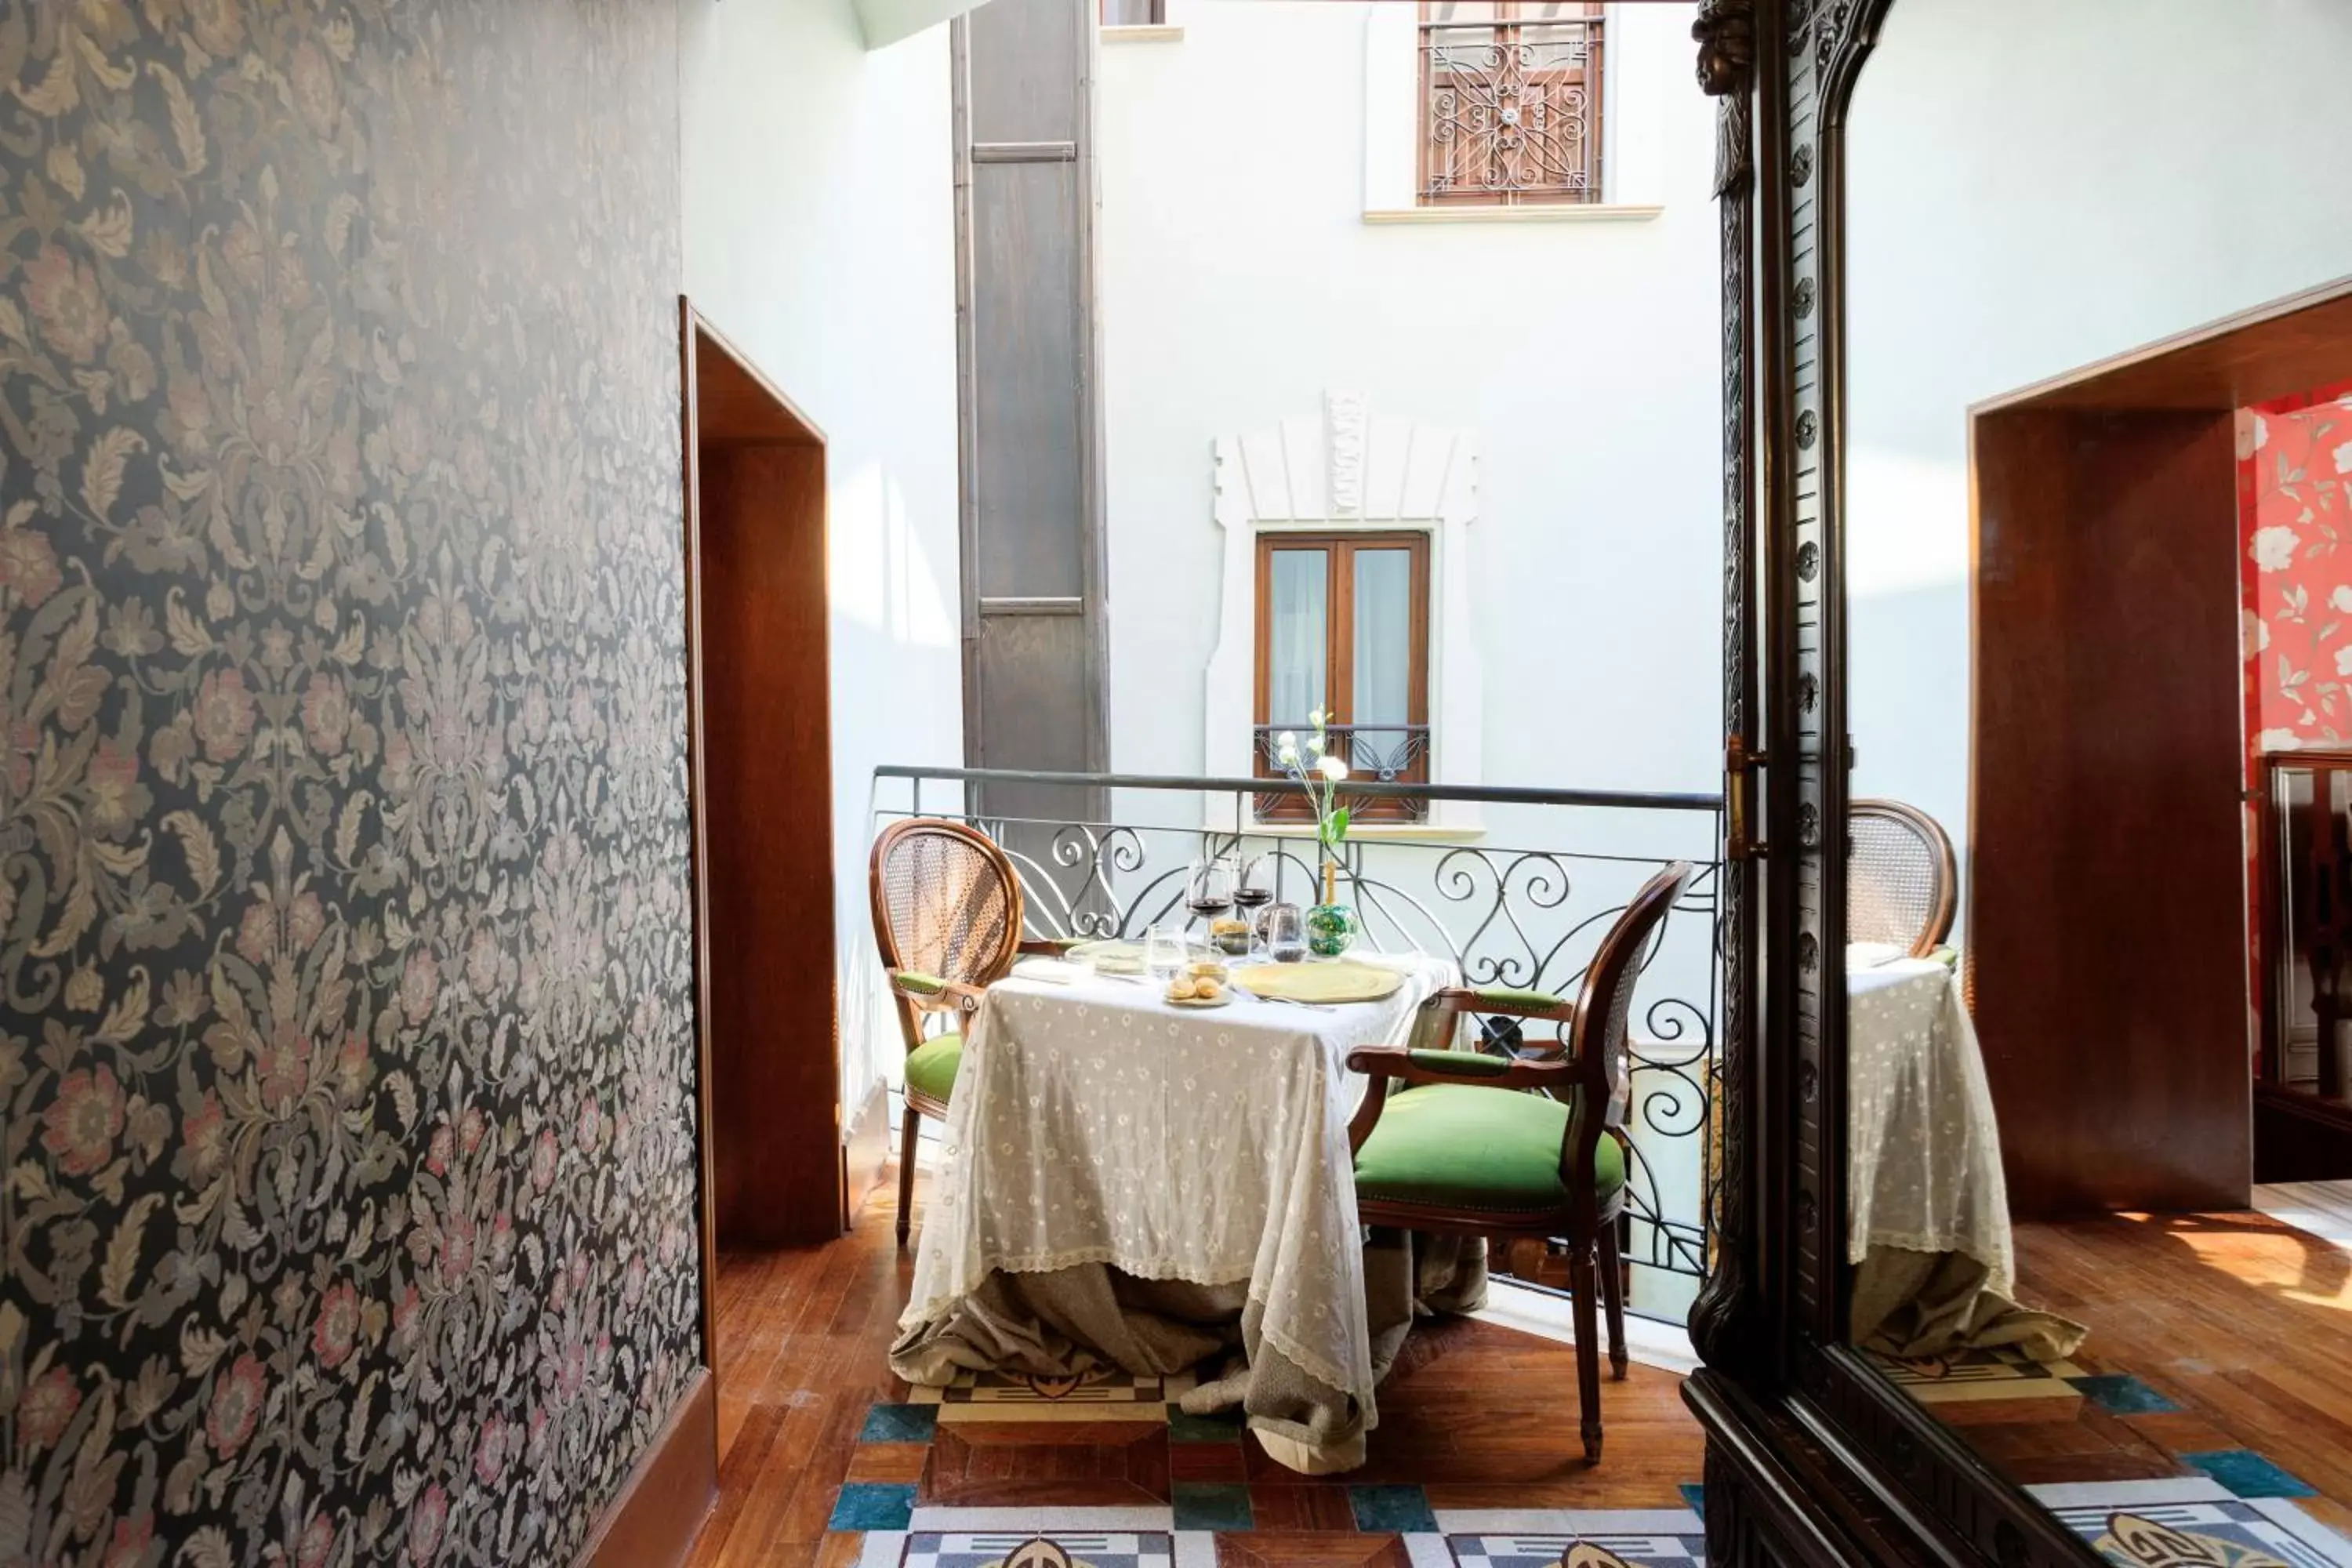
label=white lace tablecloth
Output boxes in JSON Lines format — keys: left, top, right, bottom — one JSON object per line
{"left": 901, "top": 951, "right": 1455, "bottom": 1410}
{"left": 1846, "top": 950, "right": 2016, "bottom": 1294}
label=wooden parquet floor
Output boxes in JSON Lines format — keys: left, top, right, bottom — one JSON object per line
{"left": 1918, "top": 1208, "right": 2352, "bottom": 1539}
{"left": 684, "top": 1173, "right": 1706, "bottom": 1567}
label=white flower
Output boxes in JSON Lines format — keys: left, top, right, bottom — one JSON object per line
{"left": 1308, "top": 707, "right": 1325, "bottom": 727}
{"left": 2251, "top": 525, "right": 2301, "bottom": 572}
{"left": 2244, "top": 609, "right": 2273, "bottom": 655}
{"left": 2334, "top": 646, "right": 2352, "bottom": 677}
{"left": 2259, "top": 728, "right": 2303, "bottom": 752}
{"left": 2334, "top": 439, "right": 2352, "bottom": 477}
{"left": 2334, "top": 587, "right": 2352, "bottom": 614}
{"left": 1318, "top": 754, "right": 1349, "bottom": 781}
{"left": 1276, "top": 731, "right": 1298, "bottom": 763}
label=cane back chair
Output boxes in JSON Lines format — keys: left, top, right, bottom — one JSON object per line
{"left": 1345, "top": 860, "right": 1694, "bottom": 1464}
{"left": 1846, "top": 797, "right": 1958, "bottom": 958}
{"left": 869, "top": 817, "right": 1066, "bottom": 1245}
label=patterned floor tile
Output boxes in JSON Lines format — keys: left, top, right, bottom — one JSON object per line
{"left": 2037, "top": 1494, "right": 2352, "bottom": 1568}
{"left": 2067, "top": 1374, "right": 2183, "bottom": 1417}
{"left": 865, "top": 1403, "right": 945, "bottom": 1443}
{"left": 1174, "top": 1483, "right": 1256, "bottom": 1532}
{"left": 1351, "top": 1486, "right": 1439, "bottom": 1534}
{"left": 921, "top": 1422, "right": 1171, "bottom": 1508}
{"left": 895, "top": 1530, "right": 1177, "bottom": 1567}
{"left": 1247, "top": 1485, "right": 1359, "bottom": 1532}
{"left": 1865, "top": 1345, "right": 2089, "bottom": 1405}
{"left": 1168, "top": 1405, "right": 1247, "bottom": 1444}
{"left": 1439, "top": 1526, "right": 1705, "bottom": 1567}
{"left": 832, "top": 1481, "right": 920, "bottom": 1531}
{"left": 912, "top": 1368, "right": 1194, "bottom": 1424}
{"left": 2183, "top": 1450, "right": 2321, "bottom": 1500}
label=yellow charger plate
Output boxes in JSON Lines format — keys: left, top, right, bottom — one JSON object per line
{"left": 1231, "top": 960, "right": 1406, "bottom": 1005}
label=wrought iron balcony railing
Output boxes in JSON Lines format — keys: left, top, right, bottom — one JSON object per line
{"left": 868, "top": 764, "right": 1724, "bottom": 1324}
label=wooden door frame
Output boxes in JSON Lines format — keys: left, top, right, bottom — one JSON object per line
{"left": 677, "top": 298, "right": 836, "bottom": 1369}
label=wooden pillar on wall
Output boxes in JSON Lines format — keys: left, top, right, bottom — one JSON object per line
{"left": 1970, "top": 406, "right": 2250, "bottom": 1216}
{"left": 952, "top": 0, "right": 1110, "bottom": 835}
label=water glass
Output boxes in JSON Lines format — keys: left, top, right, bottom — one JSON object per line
{"left": 1261, "top": 903, "right": 1308, "bottom": 964}
{"left": 1144, "top": 924, "right": 1188, "bottom": 982}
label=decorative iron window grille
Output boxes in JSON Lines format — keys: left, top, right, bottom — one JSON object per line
{"left": 1253, "top": 724, "right": 1433, "bottom": 825}
{"left": 1419, "top": 2, "right": 1605, "bottom": 207}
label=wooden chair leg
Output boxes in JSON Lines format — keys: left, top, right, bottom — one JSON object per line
{"left": 1597, "top": 1221, "right": 1629, "bottom": 1381}
{"left": 1566, "top": 1240, "right": 1604, "bottom": 1463}
{"left": 896, "top": 1105, "right": 921, "bottom": 1247}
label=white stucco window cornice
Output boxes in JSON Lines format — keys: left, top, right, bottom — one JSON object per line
{"left": 1203, "top": 390, "right": 1484, "bottom": 834}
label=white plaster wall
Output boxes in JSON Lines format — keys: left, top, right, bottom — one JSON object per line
{"left": 1097, "top": 0, "right": 1724, "bottom": 852}
{"left": 1846, "top": 0, "right": 2352, "bottom": 920}
{"left": 680, "top": 0, "right": 964, "bottom": 1123}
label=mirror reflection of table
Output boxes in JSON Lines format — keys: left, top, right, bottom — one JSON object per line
{"left": 891, "top": 950, "right": 1472, "bottom": 1473}
{"left": 1846, "top": 946, "right": 2083, "bottom": 1360}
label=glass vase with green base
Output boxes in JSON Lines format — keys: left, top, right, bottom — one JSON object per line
{"left": 1307, "top": 858, "right": 1356, "bottom": 959}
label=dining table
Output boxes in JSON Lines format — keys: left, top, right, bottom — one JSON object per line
{"left": 1845, "top": 945, "right": 2082, "bottom": 1360}
{"left": 890, "top": 947, "right": 1476, "bottom": 1473}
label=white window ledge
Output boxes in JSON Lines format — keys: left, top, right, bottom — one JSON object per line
{"left": 1362, "top": 204, "right": 1664, "bottom": 227}
{"left": 1102, "top": 24, "right": 1182, "bottom": 43}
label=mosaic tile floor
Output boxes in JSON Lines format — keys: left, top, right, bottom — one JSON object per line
{"left": 1864, "top": 1347, "right": 2352, "bottom": 1565}
{"left": 829, "top": 1366, "right": 1710, "bottom": 1567}
{"left": 833, "top": 1366, "right": 2352, "bottom": 1567}
{"left": 2030, "top": 1479, "right": 2352, "bottom": 1568}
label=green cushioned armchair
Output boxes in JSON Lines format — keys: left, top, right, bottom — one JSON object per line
{"left": 869, "top": 818, "right": 1076, "bottom": 1246}
{"left": 1345, "top": 860, "right": 1694, "bottom": 1464}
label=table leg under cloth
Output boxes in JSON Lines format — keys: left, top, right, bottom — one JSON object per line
{"left": 891, "top": 1229, "right": 1485, "bottom": 1473}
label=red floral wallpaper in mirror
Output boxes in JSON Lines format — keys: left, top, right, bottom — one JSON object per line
{"left": 2241, "top": 380, "right": 2352, "bottom": 752}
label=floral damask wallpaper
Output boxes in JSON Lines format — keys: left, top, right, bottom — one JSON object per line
{"left": 2241, "top": 379, "right": 2352, "bottom": 752}
{"left": 0, "top": 3, "right": 699, "bottom": 1564}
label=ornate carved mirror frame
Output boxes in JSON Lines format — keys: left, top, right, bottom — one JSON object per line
{"left": 1687, "top": 2, "right": 2107, "bottom": 1562}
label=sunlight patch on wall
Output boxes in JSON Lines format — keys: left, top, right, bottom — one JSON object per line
{"left": 1847, "top": 445, "right": 1970, "bottom": 599}
{"left": 831, "top": 461, "right": 957, "bottom": 648}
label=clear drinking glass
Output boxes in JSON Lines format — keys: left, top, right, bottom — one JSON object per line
{"left": 1145, "top": 924, "right": 1188, "bottom": 983}
{"left": 1261, "top": 903, "right": 1308, "bottom": 964}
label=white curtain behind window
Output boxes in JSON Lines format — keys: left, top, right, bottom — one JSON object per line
{"left": 1269, "top": 549, "right": 1327, "bottom": 725}
{"left": 1352, "top": 549, "right": 1411, "bottom": 770}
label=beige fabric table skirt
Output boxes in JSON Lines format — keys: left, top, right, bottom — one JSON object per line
{"left": 891, "top": 1229, "right": 1484, "bottom": 1473}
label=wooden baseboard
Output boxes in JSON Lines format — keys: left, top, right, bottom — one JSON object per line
{"left": 573, "top": 1366, "right": 717, "bottom": 1568}
{"left": 841, "top": 1076, "right": 894, "bottom": 1227}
